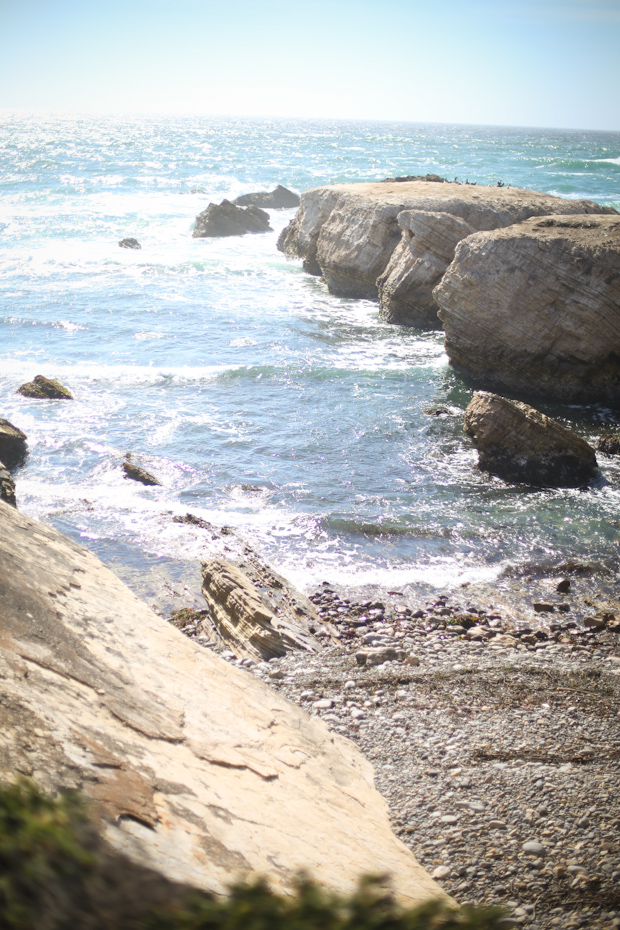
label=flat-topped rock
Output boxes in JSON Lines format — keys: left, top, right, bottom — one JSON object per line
{"left": 0, "top": 416, "right": 28, "bottom": 469}
{"left": 0, "top": 500, "right": 446, "bottom": 907}
{"left": 277, "top": 182, "right": 614, "bottom": 325}
{"left": 17, "top": 374, "right": 73, "bottom": 400}
{"left": 435, "top": 214, "right": 620, "bottom": 403}
{"left": 234, "top": 185, "right": 300, "bottom": 209}
{"left": 464, "top": 391, "right": 597, "bottom": 487}
{"left": 193, "top": 200, "right": 271, "bottom": 237}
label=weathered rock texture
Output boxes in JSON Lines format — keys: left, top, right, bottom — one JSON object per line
{"left": 0, "top": 500, "right": 446, "bottom": 906}
{"left": 201, "top": 553, "right": 325, "bottom": 662}
{"left": 123, "top": 457, "right": 161, "bottom": 486}
{"left": 17, "top": 374, "right": 73, "bottom": 400}
{"left": 435, "top": 214, "right": 620, "bottom": 403}
{"left": 234, "top": 185, "right": 300, "bottom": 209}
{"left": 0, "top": 417, "right": 28, "bottom": 469}
{"left": 277, "top": 182, "right": 615, "bottom": 326}
{"left": 194, "top": 200, "right": 271, "bottom": 237}
{"left": 0, "top": 463, "right": 16, "bottom": 507}
{"left": 464, "top": 391, "right": 597, "bottom": 487}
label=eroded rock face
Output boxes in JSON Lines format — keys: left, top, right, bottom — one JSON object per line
{"left": 17, "top": 374, "right": 73, "bottom": 400}
{"left": 435, "top": 214, "right": 620, "bottom": 403}
{"left": 234, "top": 185, "right": 300, "bottom": 209}
{"left": 201, "top": 554, "right": 325, "bottom": 661}
{"left": 0, "top": 501, "right": 446, "bottom": 907}
{"left": 464, "top": 391, "right": 597, "bottom": 487}
{"left": 278, "top": 182, "right": 615, "bottom": 325}
{"left": 193, "top": 200, "right": 271, "bottom": 237}
{"left": 0, "top": 463, "right": 16, "bottom": 507}
{"left": 0, "top": 417, "right": 28, "bottom": 469}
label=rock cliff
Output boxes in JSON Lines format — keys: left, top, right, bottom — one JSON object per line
{"left": 277, "top": 182, "right": 615, "bottom": 326}
{"left": 435, "top": 214, "right": 620, "bottom": 403}
{"left": 0, "top": 501, "right": 447, "bottom": 907}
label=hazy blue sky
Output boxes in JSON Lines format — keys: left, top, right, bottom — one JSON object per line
{"left": 0, "top": 0, "right": 618, "bottom": 130}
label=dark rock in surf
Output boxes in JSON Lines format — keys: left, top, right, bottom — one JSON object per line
{"left": 193, "top": 200, "right": 271, "bottom": 238}
{"left": 119, "top": 238, "right": 142, "bottom": 249}
{"left": 0, "top": 418, "right": 28, "bottom": 470}
{"left": 597, "top": 433, "right": 620, "bottom": 455}
{"left": 0, "top": 463, "right": 16, "bottom": 508}
{"left": 464, "top": 391, "right": 597, "bottom": 488}
{"left": 122, "top": 456, "right": 161, "bottom": 487}
{"left": 233, "top": 185, "right": 300, "bottom": 209}
{"left": 17, "top": 375, "right": 73, "bottom": 400}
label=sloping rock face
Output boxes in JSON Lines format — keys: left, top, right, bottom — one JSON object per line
{"left": 193, "top": 200, "right": 271, "bottom": 237}
{"left": 0, "top": 463, "right": 16, "bottom": 507}
{"left": 123, "top": 458, "right": 161, "bottom": 486}
{"left": 234, "top": 185, "right": 300, "bottom": 208}
{"left": 17, "top": 374, "right": 73, "bottom": 400}
{"left": 0, "top": 501, "right": 446, "bottom": 907}
{"left": 277, "top": 182, "right": 615, "bottom": 324}
{"left": 201, "top": 555, "right": 323, "bottom": 661}
{"left": 0, "top": 417, "right": 28, "bottom": 469}
{"left": 464, "top": 391, "right": 597, "bottom": 487}
{"left": 435, "top": 214, "right": 620, "bottom": 403}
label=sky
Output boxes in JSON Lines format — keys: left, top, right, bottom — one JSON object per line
{"left": 0, "top": 0, "right": 618, "bottom": 130}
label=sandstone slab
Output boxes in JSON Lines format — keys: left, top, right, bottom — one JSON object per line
{"left": 0, "top": 416, "right": 28, "bottom": 469}
{"left": 194, "top": 200, "right": 271, "bottom": 237}
{"left": 434, "top": 214, "right": 620, "bottom": 403}
{"left": 464, "top": 391, "right": 597, "bottom": 487}
{"left": 234, "top": 185, "right": 300, "bottom": 209}
{"left": 278, "top": 182, "right": 614, "bottom": 325}
{"left": 0, "top": 500, "right": 447, "bottom": 906}
{"left": 17, "top": 374, "right": 73, "bottom": 400}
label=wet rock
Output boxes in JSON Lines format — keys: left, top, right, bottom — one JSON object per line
{"left": 193, "top": 200, "right": 271, "bottom": 237}
{"left": 435, "top": 214, "right": 620, "bottom": 403}
{"left": 233, "top": 185, "right": 300, "bottom": 209}
{"left": 119, "top": 237, "right": 141, "bottom": 249}
{"left": 17, "top": 375, "right": 73, "bottom": 400}
{"left": 0, "top": 417, "right": 28, "bottom": 469}
{"left": 464, "top": 391, "right": 597, "bottom": 487}
{"left": 556, "top": 578, "right": 571, "bottom": 594}
{"left": 0, "top": 463, "right": 16, "bottom": 507}
{"left": 122, "top": 456, "right": 161, "bottom": 486}
{"left": 597, "top": 434, "right": 620, "bottom": 455}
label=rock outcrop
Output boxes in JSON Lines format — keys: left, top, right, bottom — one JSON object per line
{"left": 0, "top": 500, "right": 446, "bottom": 906}
{"left": 464, "top": 391, "right": 597, "bottom": 487}
{"left": 17, "top": 374, "right": 73, "bottom": 400}
{"left": 193, "top": 200, "right": 272, "bottom": 237}
{"left": 435, "top": 214, "right": 620, "bottom": 403}
{"left": 234, "top": 185, "right": 300, "bottom": 209}
{"left": 201, "top": 553, "right": 326, "bottom": 661}
{"left": 119, "top": 238, "right": 141, "bottom": 249}
{"left": 0, "top": 463, "right": 16, "bottom": 507}
{"left": 0, "top": 417, "right": 28, "bottom": 469}
{"left": 277, "top": 181, "right": 615, "bottom": 326}
{"left": 123, "top": 456, "right": 161, "bottom": 486}
{"left": 597, "top": 434, "right": 620, "bottom": 455}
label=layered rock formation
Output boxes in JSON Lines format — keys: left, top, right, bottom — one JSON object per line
{"left": 17, "top": 374, "right": 73, "bottom": 400}
{"left": 194, "top": 200, "right": 271, "bottom": 237}
{"left": 435, "top": 214, "right": 620, "bottom": 403}
{"left": 0, "top": 500, "right": 446, "bottom": 907}
{"left": 201, "top": 554, "right": 324, "bottom": 662}
{"left": 0, "top": 417, "right": 27, "bottom": 469}
{"left": 277, "top": 181, "right": 614, "bottom": 326}
{"left": 464, "top": 391, "right": 597, "bottom": 487}
{"left": 234, "top": 185, "right": 300, "bottom": 208}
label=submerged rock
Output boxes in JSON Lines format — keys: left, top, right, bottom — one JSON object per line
{"left": 201, "top": 552, "right": 326, "bottom": 662}
{"left": 435, "top": 214, "right": 620, "bottom": 403}
{"left": 0, "top": 417, "right": 28, "bottom": 469}
{"left": 193, "top": 200, "right": 271, "bottom": 237}
{"left": 122, "top": 456, "right": 161, "bottom": 486}
{"left": 464, "top": 391, "right": 597, "bottom": 487}
{"left": 0, "top": 501, "right": 446, "bottom": 907}
{"left": 17, "top": 374, "right": 73, "bottom": 400}
{"left": 234, "top": 185, "right": 300, "bottom": 209}
{"left": 119, "top": 237, "right": 141, "bottom": 249}
{"left": 278, "top": 182, "right": 614, "bottom": 325}
{"left": 0, "top": 463, "right": 16, "bottom": 507}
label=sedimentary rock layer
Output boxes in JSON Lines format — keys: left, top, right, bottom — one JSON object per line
{"left": 277, "top": 181, "right": 615, "bottom": 326}
{"left": 464, "top": 391, "right": 597, "bottom": 487}
{"left": 0, "top": 501, "right": 446, "bottom": 907}
{"left": 435, "top": 214, "right": 620, "bottom": 403}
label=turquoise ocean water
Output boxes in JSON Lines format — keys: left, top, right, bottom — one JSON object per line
{"left": 1, "top": 113, "right": 620, "bottom": 612}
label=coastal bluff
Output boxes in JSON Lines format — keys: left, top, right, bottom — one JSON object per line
{"left": 0, "top": 500, "right": 447, "bottom": 908}
{"left": 277, "top": 181, "right": 615, "bottom": 327}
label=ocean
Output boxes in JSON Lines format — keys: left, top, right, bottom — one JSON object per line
{"left": 1, "top": 112, "right": 620, "bottom": 615}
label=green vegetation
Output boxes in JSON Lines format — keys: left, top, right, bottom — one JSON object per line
{"left": 0, "top": 780, "right": 505, "bottom": 930}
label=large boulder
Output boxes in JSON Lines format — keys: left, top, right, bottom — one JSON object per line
{"left": 277, "top": 181, "right": 615, "bottom": 324}
{"left": 0, "top": 417, "right": 28, "bottom": 469}
{"left": 17, "top": 374, "right": 73, "bottom": 400}
{"left": 193, "top": 200, "right": 271, "bottom": 237}
{"left": 435, "top": 214, "right": 620, "bottom": 403}
{"left": 234, "top": 185, "right": 300, "bottom": 209}
{"left": 0, "top": 500, "right": 446, "bottom": 907}
{"left": 464, "top": 391, "right": 597, "bottom": 487}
